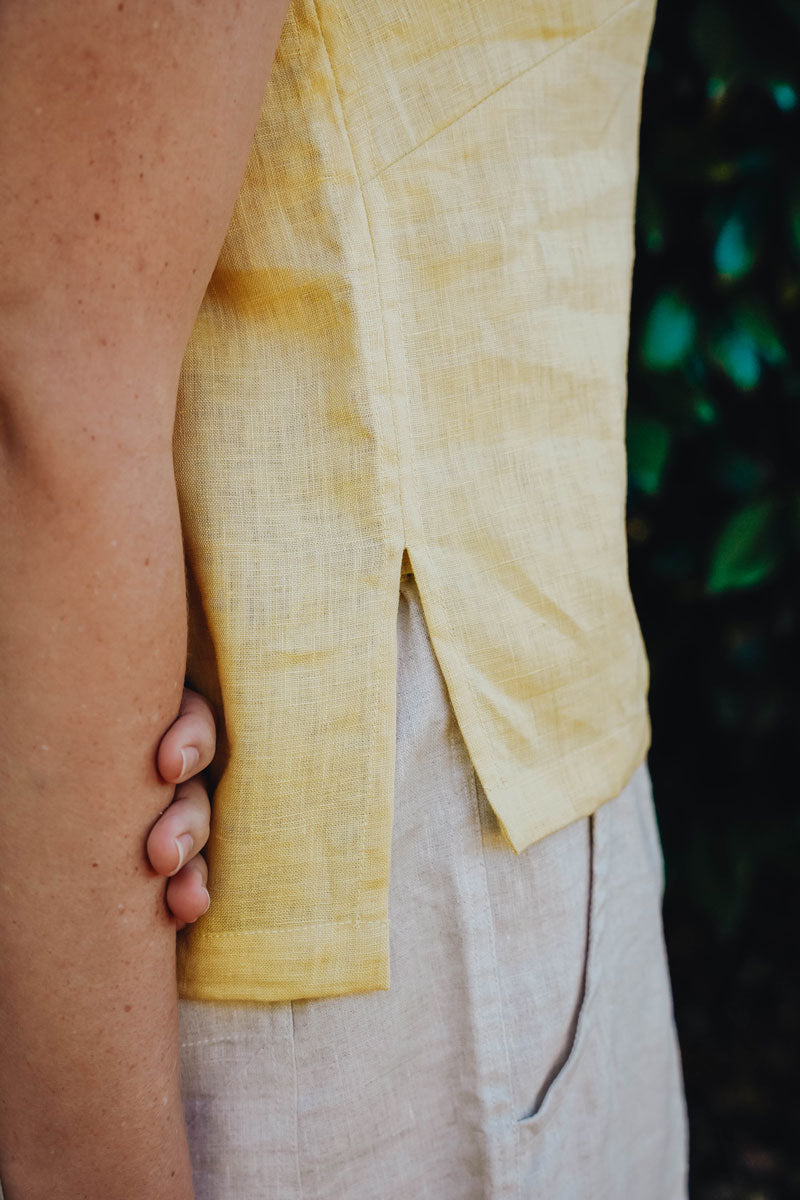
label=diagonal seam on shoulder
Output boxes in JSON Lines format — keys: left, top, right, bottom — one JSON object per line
{"left": 366, "top": 0, "right": 645, "bottom": 183}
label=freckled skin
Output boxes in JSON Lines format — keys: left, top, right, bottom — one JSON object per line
{"left": 0, "top": 2, "right": 292, "bottom": 1198}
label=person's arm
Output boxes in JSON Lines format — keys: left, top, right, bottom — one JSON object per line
{"left": 0, "top": 3, "right": 290, "bottom": 1197}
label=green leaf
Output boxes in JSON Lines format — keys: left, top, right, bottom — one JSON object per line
{"left": 707, "top": 76, "right": 727, "bottom": 102}
{"left": 710, "top": 328, "right": 762, "bottom": 390}
{"left": 706, "top": 497, "right": 782, "bottom": 593}
{"left": 709, "top": 303, "right": 787, "bottom": 389}
{"left": 694, "top": 397, "right": 719, "bottom": 426}
{"left": 640, "top": 292, "right": 697, "bottom": 371}
{"left": 714, "top": 213, "right": 756, "bottom": 280}
{"left": 735, "top": 301, "right": 787, "bottom": 366}
{"left": 771, "top": 82, "right": 797, "bottom": 110}
{"left": 627, "top": 416, "right": 672, "bottom": 495}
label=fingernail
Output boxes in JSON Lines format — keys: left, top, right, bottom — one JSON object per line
{"left": 173, "top": 833, "right": 194, "bottom": 872}
{"left": 200, "top": 887, "right": 211, "bottom": 915}
{"left": 179, "top": 747, "right": 200, "bottom": 779}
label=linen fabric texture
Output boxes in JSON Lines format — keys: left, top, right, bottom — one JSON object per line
{"left": 173, "top": 0, "right": 658, "bottom": 1002}
{"left": 178, "top": 574, "right": 689, "bottom": 1198}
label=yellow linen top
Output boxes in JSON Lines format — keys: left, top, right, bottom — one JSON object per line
{"left": 174, "top": 0, "right": 657, "bottom": 1003}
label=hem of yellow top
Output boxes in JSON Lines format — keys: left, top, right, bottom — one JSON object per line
{"left": 176, "top": 711, "right": 651, "bottom": 1005}
{"left": 177, "top": 913, "right": 390, "bottom": 1005}
{"left": 489, "top": 713, "right": 652, "bottom": 853}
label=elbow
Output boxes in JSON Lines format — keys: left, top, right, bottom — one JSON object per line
{"left": 0, "top": 371, "right": 177, "bottom": 509}
{"left": 1, "top": 306, "right": 180, "bottom": 485}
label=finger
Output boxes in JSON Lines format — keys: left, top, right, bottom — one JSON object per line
{"left": 146, "top": 778, "right": 211, "bottom": 877}
{"left": 166, "top": 856, "right": 210, "bottom": 930}
{"left": 157, "top": 686, "right": 217, "bottom": 784}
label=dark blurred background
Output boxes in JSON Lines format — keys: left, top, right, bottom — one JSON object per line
{"left": 627, "top": 0, "right": 800, "bottom": 1195}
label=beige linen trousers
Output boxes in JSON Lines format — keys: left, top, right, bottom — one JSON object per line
{"left": 178, "top": 569, "right": 689, "bottom": 1199}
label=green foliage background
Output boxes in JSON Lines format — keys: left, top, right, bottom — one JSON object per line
{"left": 627, "top": 0, "right": 799, "bottom": 1193}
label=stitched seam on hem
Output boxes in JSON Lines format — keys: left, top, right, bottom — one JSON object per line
{"left": 185, "top": 916, "right": 387, "bottom": 939}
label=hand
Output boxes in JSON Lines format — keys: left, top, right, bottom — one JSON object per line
{"left": 147, "top": 687, "right": 216, "bottom": 931}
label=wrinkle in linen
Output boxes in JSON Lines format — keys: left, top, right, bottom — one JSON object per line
{"left": 174, "top": 0, "right": 658, "bottom": 1002}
